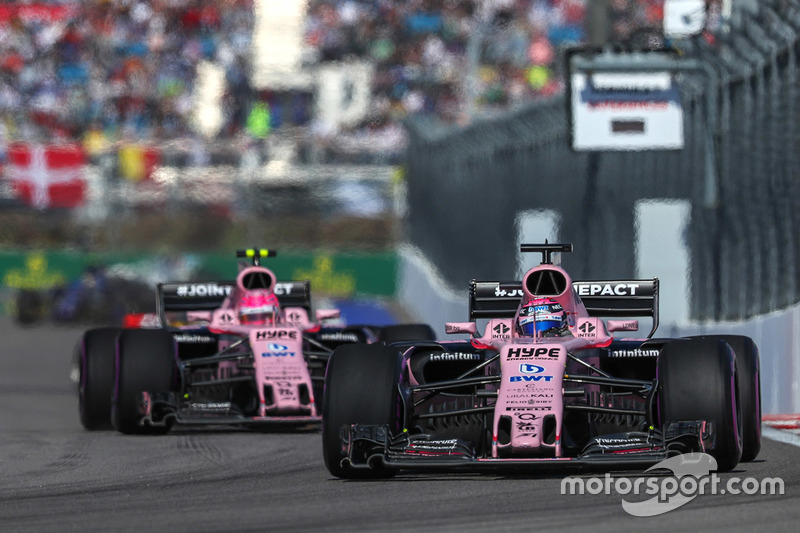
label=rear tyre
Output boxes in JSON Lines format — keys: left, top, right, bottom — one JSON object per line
{"left": 685, "top": 335, "right": 761, "bottom": 462}
{"left": 112, "top": 329, "right": 177, "bottom": 435}
{"left": 378, "top": 323, "right": 436, "bottom": 344}
{"left": 658, "top": 338, "right": 742, "bottom": 472}
{"left": 322, "top": 343, "right": 403, "bottom": 478}
{"left": 78, "top": 327, "right": 122, "bottom": 430}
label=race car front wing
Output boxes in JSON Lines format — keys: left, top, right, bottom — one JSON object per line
{"left": 337, "top": 420, "right": 714, "bottom": 473}
{"left": 138, "top": 391, "right": 321, "bottom": 429}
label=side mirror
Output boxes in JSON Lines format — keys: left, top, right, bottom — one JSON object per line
{"left": 607, "top": 320, "right": 639, "bottom": 332}
{"left": 445, "top": 322, "right": 477, "bottom": 335}
{"left": 186, "top": 311, "right": 212, "bottom": 323}
{"left": 316, "top": 309, "right": 341, "bottom": 322}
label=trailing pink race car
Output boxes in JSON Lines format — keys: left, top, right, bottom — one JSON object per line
{"left": 322, "top": 243, "right": 761, "bottom": 477}
{"left": 77, "top": 248, "right": 434, "bottom": 434}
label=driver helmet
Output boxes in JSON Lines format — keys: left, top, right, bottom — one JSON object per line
{"left": 238, "top": 290, "right": 280, "bottom": 325}
{"left": 518, "top": 297, "right": 567, "bottom": 337}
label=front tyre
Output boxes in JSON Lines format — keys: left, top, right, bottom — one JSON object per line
{"left": 322, "top": 343, "right": 403, "bottom": 478}
{"left": 78, "top": 327, "right": 122, "bottom": 430}
{"left": 112, "top": 329, "right": 177, "bottom": 435}
{"left": 685, "top": 335, "right": 761, "bottom": 462}
{"left": 658, "top": 338, "right": 742, "bottom": 472}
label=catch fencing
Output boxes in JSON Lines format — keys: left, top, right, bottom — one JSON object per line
{"left": 404, "top": 0, "right": 800, "bottom": 322}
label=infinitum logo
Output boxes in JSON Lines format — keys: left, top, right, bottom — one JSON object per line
{"left": 560, "top": 453, "right": 784, "bottom": 516}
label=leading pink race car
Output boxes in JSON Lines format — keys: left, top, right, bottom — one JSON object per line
{"left": 322, "top": 243, "right": 761, "bottom": 477}
{"left": 77, "top": 248, "right": 434, "bottom": 434}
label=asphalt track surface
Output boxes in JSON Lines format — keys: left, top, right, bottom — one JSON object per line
{"left": 1, "top": 316, "right": 799, "bottom": 532}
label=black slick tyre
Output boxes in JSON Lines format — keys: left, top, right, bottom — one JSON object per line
{"left": 322, "top": 343, "right": 402, "bottom": 478}
{"left": 112, "top": 328, "right": 177, "bottom": 435}
{"left": 78, "top": 327, "right": 122, "bottom": 430}
{"left": 378, "top": 323, "right": 436, "bottom": 344}
{"left": 658, "top": 338, "right": 742, "bottom": 472}
{"left": 685, "top": 335, "right": 761, "bottom": 462}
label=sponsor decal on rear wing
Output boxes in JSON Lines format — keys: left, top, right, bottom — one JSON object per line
{"left": 157, "top": 280, "right": 313, "bottom": 323}
{"left": 468, "top": 279, "right": 659, "bottom": 337}
{"left": 574, "top": 280, "right": 659, "bottom": 337}
{"left": 158, "top": 281, "right": 236, "bottom": 315}
{"left": 468, "top": 280, "right": 525, "bottom": 320}
{"left": 271, "top": 280, "right": 312, "bottom": 312}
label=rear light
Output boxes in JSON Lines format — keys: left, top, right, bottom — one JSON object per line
{"left": 123, "top": 313, "right": 161, "bottom": 328}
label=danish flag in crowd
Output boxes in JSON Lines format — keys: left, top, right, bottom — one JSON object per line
{"left": 5, "top": 143, "right": 87, "bottom": 209}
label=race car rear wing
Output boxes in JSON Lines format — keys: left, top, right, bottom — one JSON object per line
{"left": 468, "top": 278, "right": 659, "bottom": 337}
{"left": 156, "top": 280, "right": 312, "bottom": 323}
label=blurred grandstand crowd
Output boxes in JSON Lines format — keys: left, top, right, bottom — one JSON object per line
{"left": 0, "top": 0, "right": 253, "bottom": 157}
{"left": 0, "top": 0, "right": 692, "bottom": 165}
{"left": 305, "top": 0, "right": 666, "bottom": 124}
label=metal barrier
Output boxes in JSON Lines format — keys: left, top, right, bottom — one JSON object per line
{"left": 404, "top": 0, "right": 800, "bottom": 322}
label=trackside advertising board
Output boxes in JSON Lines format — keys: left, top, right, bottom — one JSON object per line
{"left": 0, "top": 250, "right": 398, "bottom": 301}
{"left": 570, "top": 66, "right": 684, "bottom": 151}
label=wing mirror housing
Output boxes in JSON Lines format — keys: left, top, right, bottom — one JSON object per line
{"left": 445, "top": 322, "right": 478, "bottom": 335}
{"left": 607, "top": 320, "right": 639, "bottom": 332}
{"left": 316, "top": 309, "right": 341, "bottom": 322}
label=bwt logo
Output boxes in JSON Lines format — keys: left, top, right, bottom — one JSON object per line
{"left": 510, "top": 375, "right": 554, "bottom": 383}
{"left": 519, "top": 364, "right": 545, "bottom": 374}
{"left": 262, "top": 351, "right": 296, "bottom": 357}
{"left": 267, "top": 343, "right": 289, "bottom": 351}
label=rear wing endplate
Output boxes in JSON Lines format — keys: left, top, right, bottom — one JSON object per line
{"left": 468, "top": 281, "right": 526, "bottom": 320}
{"left": 468, "top": 278, "right": 659, "bottom": 337}
{"left": 271, "top": 281, "right": 312, "bottom": 312}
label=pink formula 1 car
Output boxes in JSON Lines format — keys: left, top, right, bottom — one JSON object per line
{"left": 322, "top": 243, "right": 761, "bottom": 477}
{"left": 77, "top": 248, "right": 434, "bottom": 434}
